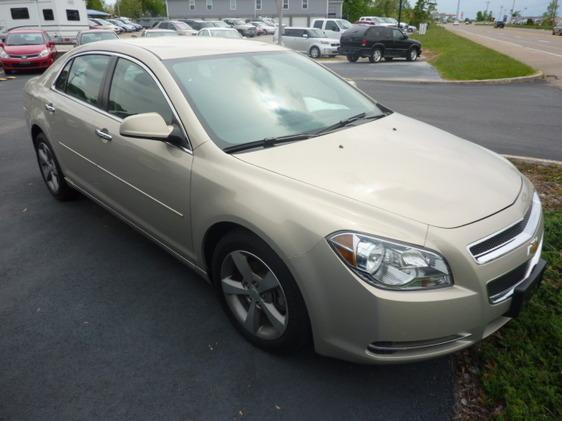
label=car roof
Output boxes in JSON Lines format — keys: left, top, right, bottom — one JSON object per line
{"left": 79, "top": 37, "right": 286, "bottom": 60}
{"left": 8, "top": 29, "right": 45, "bottom": 34}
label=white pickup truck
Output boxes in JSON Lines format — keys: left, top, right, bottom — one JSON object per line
{"left": 310, "top": 18, "right": 353, "bottom": 40}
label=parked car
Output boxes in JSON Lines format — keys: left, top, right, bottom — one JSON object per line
{"left": 153, "top": 20, "right": 197, "bottom": 36}
{"left": 339, "top": 25, "right": 421, "bottom": 63}
{"left": 24, "top": 37, "right": 546, "bottom": 365}
{"left": 197, "top": 28, "right": 243, "bottom": 39}
{"left": 180, "top": 19, "right": 215, "bottom": 31}
{"left": 357, "top": 17, "right": 393, "bottom": 27}
{"left": 136, "top": 17, "right": 166, "bottom": 29}
{"left": 90, "top": 18, "right": 122, "bottom": 33}
{"left": 0, "top": 29, "right": 56, "bottom": 74}
{"left": 118, "top": 17, "right": 143, "bottom": 31}
{"left": 250, "top": 21, "right": 276, "bottom": 35}
{"left": 108, "top": 18, "right": 136, "bottom": 33}
{"left": 311, "top": 18, "right": 353, "bottom": 39}
{"left": 206, "top": 21, "right": 231, "bottom": 28}
{"left": 553, "top": 23, "right": 562, "bottom": 35}
{"left": 141, "top": 29, "right": 179, "bottom": 38}
{"left": 223, "top": 18, "right": 257, "bottom": 37}
{"left": 494, "top": 20, "right": 505, "bottom": 28}
{"left": 75, "top": 30, "right": 118, "bottom": 46}
{"left": 279, "top": 27, "right": 339, "bottom": 58}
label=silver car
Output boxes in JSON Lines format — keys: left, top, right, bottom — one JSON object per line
{"left": 553, "top": 23, "right": 562, "bottom": 36}
{"left": 281, "top": 27, "right": 339, "bottom": 58}
{"left": 23, "top": 38, "right": 545, "bottom": 364}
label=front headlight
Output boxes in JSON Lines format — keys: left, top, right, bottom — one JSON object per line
{"left": 39, "top": 49, "right": 50, "bottom": 57}
{"left": 328, "top": 232, "right": 452, "bottom": 290}
{"left": 0, "top": 49, "right": 9, "bottom": 58}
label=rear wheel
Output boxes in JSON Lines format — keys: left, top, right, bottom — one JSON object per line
{"left": 346, "top": 55, "right": 359, "bottom": 63}
{"left": 407, "top": 48, "right": 419, "bottom": 61}
{"left": 309, "top": 46, "right": 321, "bottom": 59}
{"left": 34, "top": 132, "right": 77, "bottom": 201}
{"left": 212, "top": 229, "right": 310, "bottom": 352}
{"left": 368, "top": 48, "right": 383, "bottom": 63}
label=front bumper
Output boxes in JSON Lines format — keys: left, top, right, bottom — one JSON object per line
{"left": 320, "top": 45, "right": 340, "bottom": 56}
{"left": 1, "top": 55, "right": 54, "bottom": 71}
{"left": 288, "top": 187, "right": 544, "bottom": 364}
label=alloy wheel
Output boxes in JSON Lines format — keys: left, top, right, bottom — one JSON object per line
{"left": 37, "top": 143, "right": 60, "bottom": 193}
{"left": 220, "top": 250, "right": 288, "bottom": 340}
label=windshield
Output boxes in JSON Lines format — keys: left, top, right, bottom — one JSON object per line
{"left": 212, "top": 29, "right": 242, "bottom": 38}
{"left": 176, "top": 22, "right": 192, "bottom": 30}
{"left": 337, "top": 20, "right": 353, "bottom": 29}
{"left": 167, "top": 52, "right": 386, "bottom": 150}
{"left": 80, "top": 32, "right": 117, "bottom": 44}
{"left": 95, "top": 19, "right": 110, "bottom": 25}
{"left": 308, "top": 29, "right": 325, "bottom": 38}
{"left": 6, "top": 33, "right": 45, "bottom": 46}
{"left": 146, "top": 31, "right": 178, "bottom": 37}
{"left": 211, "top": 21, "right": 229, "bottom": 27}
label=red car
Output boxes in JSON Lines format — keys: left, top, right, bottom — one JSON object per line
{"left": 0, "top": 29, "right": 57, "bottom": 74}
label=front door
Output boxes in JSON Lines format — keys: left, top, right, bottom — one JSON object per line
{"left": 323, "top": 20, "right": 341, "bottom": 39}
{"left": 391, "top": 29, "right": 410, "bottom": 57}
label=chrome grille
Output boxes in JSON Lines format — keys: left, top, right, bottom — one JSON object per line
{"left": 10, "top": 54, "right": 39, "bottom": 58}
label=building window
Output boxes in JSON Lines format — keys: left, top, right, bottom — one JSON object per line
{"left": 256, "top": 0, "right": 262, "bottom": 10}
{"left": 66, "top": 10, "right": 80, "bottom": 21}
{"left": 206, "top": 0, "right": 213, "bottom": 10}
{"left": 230, "top": 0, "right": 237, "bottom": 10}
{"left": 10, "top": 8, "right": 30, "bottom": 19}
{"left": 189, "top": 0, "right": 195, "bottom": 10}
{"left": 302, "top": 0, "right": 308, "bottom": 9}
{"left": 42, "top": 9, "right": 54, "bottom": 20}
{"left": 283, "top": 0, "right": 289, "bottom": 10}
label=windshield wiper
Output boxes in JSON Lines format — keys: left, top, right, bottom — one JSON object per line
{"left": 223, "top": 133, "right": 312, "bottom": 154}
{"left": 312, "top": 112, "right": 389, "bottom": 137}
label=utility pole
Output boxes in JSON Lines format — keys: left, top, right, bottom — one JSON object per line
{"left": 276, "top": 0, "right": 283, "bottom": 45}
{"left": 510, "top": 0, "right": 516, "bottom": 23}
{"left": 456, "top": 0, "right": 461, "bottom": 20}
{"left": 485, "top": 1, "right": 490, "bottom": 21}
{"left": 398, "top": 0, "right": 403, "bottom": 28}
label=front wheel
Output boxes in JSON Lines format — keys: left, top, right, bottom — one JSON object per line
{"left": 346, "top": 54, "right": 359, "bottom": 63}
{"left": 212, "top": 230, "right": 310, "bottom": 352}
{"left": 309, "top": 46, "right": 321, "bottom": 59}
{"left": 407, "top": 48, "right": 419, "bottom": 61}
{"left": 368, "top": 48, "right": 383, "bottom": 63}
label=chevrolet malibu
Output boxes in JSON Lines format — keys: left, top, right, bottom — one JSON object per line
{"left": 23, "top": 38, "right": 546, "bottom": 364}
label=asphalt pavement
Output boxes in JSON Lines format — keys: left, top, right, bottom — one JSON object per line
{"left": 324, "top": 60, "right": 443, "bottom": 81}
{"left": 0, "top": 75, "right": 454, "bottom": 420}
{"left": 448, "top": 24, "right": 562, "bottom": 87}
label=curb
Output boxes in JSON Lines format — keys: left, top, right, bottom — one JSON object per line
{"left": 352, "top": 70, "right": 545, "bottom": 85}
{"left": 503, "top": 154, "right": 562, "bottom": 165}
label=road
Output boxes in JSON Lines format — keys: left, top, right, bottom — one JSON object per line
{"left": 448, "top": 24, "right": 562, "bottom": 87}
{"left": 324, "top": 60, "right": 442, "bottom": 81}
{"left": 0, "top": 75, "right": 454, "bottom": 420}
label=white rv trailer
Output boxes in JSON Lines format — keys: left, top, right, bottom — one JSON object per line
{"left": 0, "top": 0, "right": 89, "bottom": 43}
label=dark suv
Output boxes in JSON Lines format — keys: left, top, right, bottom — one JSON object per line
{"left": 338, "top": 25, "right": 422, "bottom": 63}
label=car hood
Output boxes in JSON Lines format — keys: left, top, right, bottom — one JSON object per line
{"left": 4, "top": 44, "right": 46, "bottom": 55}
{"left": 234, "top": 113, "right": 522, "bottom": 229}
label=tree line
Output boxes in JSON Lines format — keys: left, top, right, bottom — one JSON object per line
{"left": 86, "top": 0, "right": 166, "bottom": 18}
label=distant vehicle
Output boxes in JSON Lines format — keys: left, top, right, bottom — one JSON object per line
{"left": 357, "top": 17, "right": 394, "bottom": 27}
{"left": 222, "top": 18, "right": 256, "bottom": 37}
{"left": 310, "top": 18, "right": 353, "bottom": 39}
{"left": 108, "top": 18, "right": 135, "bottom": 32}
{"left": 338, "top": 25, "right": 421, "bottom": 63}
{"left": 90, "top": 18, "right": 122, "bottom": 33}
{"left": 0, "top": 0, "right": 89, "bottom": 44}
{"left": 179, "top": 19, "right": 216, "bottom": 31}
{"left": 453, "top": 20, "right": 460, "bottom": 25}
{"left": 197, "top": 28, "right": 243, "bottom": 39}
{"left": 250, "top": 21, "right": 275, "bottom": 35}
{"left": 494, "top": 20, "right": 505, "bottom": 28}
{"left": 206, "top": 21, "right": 231, "bottom": 28}
{"left": 118, "top": 17, "right": 142, "bottom": 31}
{"left": 136, "top": 17, "right": 165, "bottom": 29}
{"left": 141, "top": 29, "right": 179, "bottom": 38}
{"left": 74, "top": 29, "right": 118, "bottom": 46}
{"left": 0, "top": 29, "right": 56, "bottom": 74}
{"left": 553, "top": 23, "right": 562, "bottom": 35}
{"left": 279, "top": 27, "right": 339, "bottom": 58}
{"left": 464, "top": 19, "right": 472, "bottom": 24}
{"left": 153, "top": 20, "right": 197, "bottom": 36}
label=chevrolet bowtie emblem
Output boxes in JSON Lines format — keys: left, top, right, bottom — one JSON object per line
{"left": 528, "top": 238, "right": 539, "bottom": 256}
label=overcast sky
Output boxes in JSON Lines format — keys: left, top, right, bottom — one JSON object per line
{"left": 103, "top": 1, "right": 555, "bottom": 19}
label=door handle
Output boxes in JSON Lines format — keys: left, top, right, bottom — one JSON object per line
{"left": 95, "top": 128, "right": 113, "bottom": 142}
{"left": 44, "top": 103, "right": 55, "bottom": 113}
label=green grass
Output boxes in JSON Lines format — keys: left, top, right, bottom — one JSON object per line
{"left": 467, "top": 161, "right": 562, "bottom": 420}
{"left": 411, "top": 25, "right": 535, "bottom": 80}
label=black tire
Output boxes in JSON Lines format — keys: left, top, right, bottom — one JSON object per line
{"left": 309, "top": 46, "right": 321, "bottom": 59}
{"left": 407, "top": 47, "right": 419, "bottom": 61}
{"left": 346, "top": 54, "right": 359, "bottom": 63}
{"left": 34, "top": 132, "right": 77, "bottom": 201}
{"left": 212, "top": 229, "right": 311, "bottom": 353}
{"left": 4, "top": 69, "right": 14, "bottom": 75}
{"left": 368, "top": 47, "right": 383, "bottom": 63}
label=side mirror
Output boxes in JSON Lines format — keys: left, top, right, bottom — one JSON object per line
{"left": 120, "top": 113, "right": 173, "bottom": 140}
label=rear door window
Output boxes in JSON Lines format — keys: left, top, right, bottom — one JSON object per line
{"left": 325, "top": 20, "right": 339, "bottom": 31}
{"left": 313, "top": 20, "right": 323, "bottom": 29}
{"left": 65, "top": 55, "right": 111, "bottom": 107}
